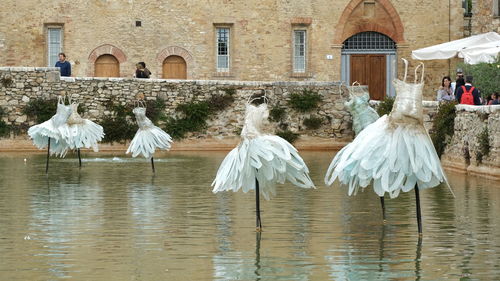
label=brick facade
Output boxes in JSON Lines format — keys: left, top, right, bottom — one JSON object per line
{"left": 0, "top": 0, "right": 467, "bottom": 98}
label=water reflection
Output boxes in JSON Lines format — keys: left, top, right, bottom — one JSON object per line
{"left": 0, "top": 152, "right": 499, "bottom": 280}
{"left": 255, "top": 232, "right": 262, "bottom": 280}
{"left": 415, "top": 237, "right": 422, "bottom": 281}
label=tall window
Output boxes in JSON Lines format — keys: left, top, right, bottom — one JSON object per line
{"left": 47, "top": 27, "right": 62, "bottom": 67}
{"left": 293, "top": 30, "right": 306, "bottom": 73}
{"left": 462, "top": 0, "right": 472, "bottom": 16}
{"left": 216, "top": 27, "right": 230, "bottom": 72}
{"left": 494, "top": 0, "right": 500, "bottom": 16}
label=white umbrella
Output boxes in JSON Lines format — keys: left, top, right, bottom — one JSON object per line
{"left": 458, "top": 40, "right": 500, "bottom": 64}
{"left": 411, "top": 32, "right": 500, "bottom": 60}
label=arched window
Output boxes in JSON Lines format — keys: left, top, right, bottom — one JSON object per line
{"left": 94, "top": 54, "right": 120, "bottom": 77}
{"left": 162, "top": 55, "right": 187, "bottom": 79}
{"left": 341, "top": 32, "right": 397, "bottom": 100}
{"left": 342, "top": 31, "right": 396, "bottom": 51}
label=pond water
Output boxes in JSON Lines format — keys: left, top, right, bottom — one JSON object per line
{"left": 0, "top": 151, "right": 499, "bottom": 280}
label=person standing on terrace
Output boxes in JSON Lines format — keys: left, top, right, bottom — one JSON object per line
{"left": 437, "top": 76, "right": 454, "bottom": 102}
{"left": 55, "top": 53, "right": 71, "bottom": 77}
{"left": 456, "top": 76, "right": 481, "bottom": 105}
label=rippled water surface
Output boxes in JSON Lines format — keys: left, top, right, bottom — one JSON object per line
{"left": 1, "top": 151, "right": 499, "bottom": 280}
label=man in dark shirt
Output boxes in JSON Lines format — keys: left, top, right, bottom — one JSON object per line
{"left": 455, "top": 76, "right": 481, "bottom": 105}
{"left": 135, "top": 62, "right": 151, "bottom": 78}
{"left": 55, "top": 52, "right": 71, "bottom": 77}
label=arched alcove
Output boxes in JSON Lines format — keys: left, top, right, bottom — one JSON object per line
{"left": 87, "top": 44, "right": 127, "bottom": 77}
{"left": 157, "top": 46, "right": 194, "bottom": 79}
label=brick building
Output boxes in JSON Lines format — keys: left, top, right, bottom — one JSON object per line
{"left": 0, "top": 0, "right": 477, "bottom": 99}
{"left": 470, "top": 0, "right": 500, "bottom": 34}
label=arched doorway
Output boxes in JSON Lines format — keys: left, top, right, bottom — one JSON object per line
{"left": 162, "top": 55, "right": 187, "bottom": 79}
{"left": 94, "top": 54, "right": 120, "bottom": 77}
{"left": 341, "top": 32, "right": 397, "bottom": 100}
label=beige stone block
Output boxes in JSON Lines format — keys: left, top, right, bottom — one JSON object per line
{"left": 15, "top": 115, "right": 27, "bottom": 123}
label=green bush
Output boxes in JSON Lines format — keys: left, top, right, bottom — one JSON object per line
{"left": 101, "top": 116, "right": 137, "bottom": 143}
{"left": 288, "top": 89, "right": 322, "bottom": 112}
{"left": 164, "top": 91, "right": 235, "bottom": 139}
{"left": 430, "top": 101, "right": 457, "bottom": 158}
{"left": 276, "top": 129, "right": 300, "bottom": 144}
{"left": 233, "top": 127, "right": 242, "bottom": 136}
{"left": 101, "top": 101, "right": 136, "bottom": 143}
{"left": 1, "top": 76, "right": 14, "bottom": 88}
{"left": 0, "top": 123, "right": 10, "bottom": 137}
{"left": 303, "top": 116, "right": 323, "bottom": 130}
{"left": 165, "top": 101, "right": 211, "bottom": 139}
{"left": 145, "top": 98, "right": 167, "bottom": 124}
{"left": 207, "top": 93, "right": 235, "bottom": 112}
{"left": 476, "top": 127, "right": 490, "bottom": 164}
{"left": 269, "top": 106, "right": 286, "bottom": 122}
{"left": 101, "top": 98, "right": 168, "bottom": 143}
{"left": 23, "top": 97, "right": 58, "bottom": 123}
{"left": 458, "top": 57, "right": 500, "bottom": 97}
{"left": 177, "top": 101, "right": 211, "bottom": 122}
{"left": 376, "top": 96, "right": 395, "bottom": 116}
{"left": 0, "top": 107, "right": 10, "bottom": 137}
{"left": 0, "top": 106, "right": 6, "bottom": 118}
{"left": 222, "top": 87, "right": 237, "bottom": 96}
{"left": 164, "top": 101, "right": 212, "bottom": 139}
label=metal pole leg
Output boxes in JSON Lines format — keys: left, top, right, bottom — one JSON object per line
{"left": 255, "top": 178, "right": 262, "bottom": 231}
{"left": 77, "top": 148, "right": 82, "bottom": 168}
{"left": 45, "top": 137, "right": 51, "bottom": 174}
{"left": 380, "top": 196, "right": 386, "bottom": 221}
{"left": 415, "top": 187, "right": 422, "bottom": 235}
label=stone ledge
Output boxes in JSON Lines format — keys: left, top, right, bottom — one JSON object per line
{"left": 1, "top": 68, "right": 345, "bottom": 87}
{"left": 56, "top": 76, "right": 344, "bottom": 87}
{"left": 369, "top": 100, "right": 439, "bottom": 107}
{"left": 60, "top": 77, "right": 76, "bottom": 82}
{"left": 455, "top": 104, "right": 500, "bottom": 113}
{"left": 442, "top": 156, "right": 500, "bottom": 181}
{"left": 0, "top": 67, "right": 59, "bottom": 72}
{"left": 423, "top": 101, "right": 439, "bottom": 107}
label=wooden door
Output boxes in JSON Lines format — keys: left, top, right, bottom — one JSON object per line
{"left": 163, "top": 56, "right": 187, "bottom": 79}
{"left": 350, "top": 54, "right": 386, "bottom": 100}
{"left": 95, "top": 55, "right": 120, "bottom": 77}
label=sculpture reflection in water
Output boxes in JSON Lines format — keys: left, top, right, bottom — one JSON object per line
{"left": 254, "top": 232, "right": 262, "bottom": 280}
{"left": 325, "top": 59, "right": 454, "bottom": 234}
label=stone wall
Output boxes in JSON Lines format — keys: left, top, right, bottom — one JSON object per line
{"left": 442, "top": 104, "right": 500, "bottom": 178}
{"left": 0, "top": 67, "right": 355, "bottom": 139}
